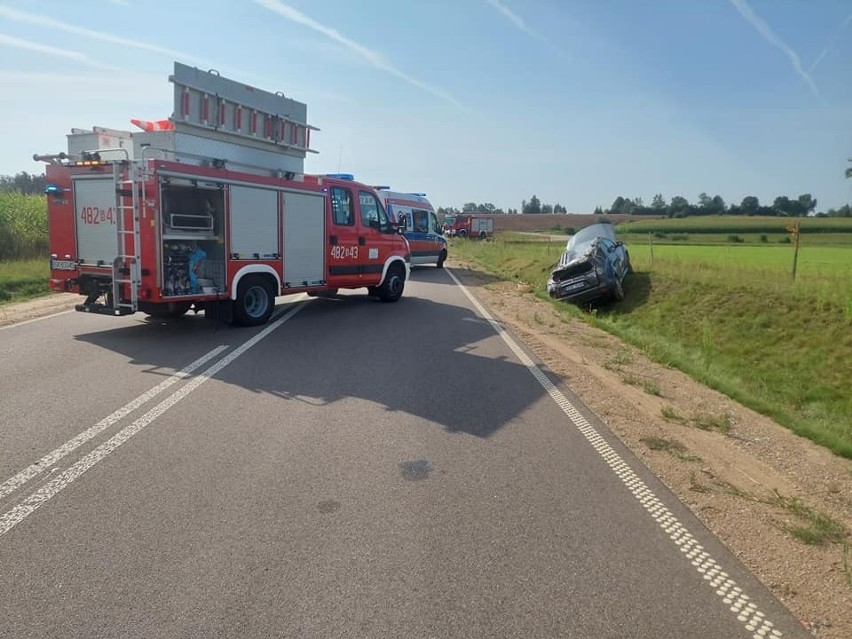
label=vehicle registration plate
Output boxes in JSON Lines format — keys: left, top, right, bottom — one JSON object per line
{"left": 50, "top": 259, "right": 76, "bottom": 270}
{"left": 563, "top": 280, "right": 585, "bottom": 291}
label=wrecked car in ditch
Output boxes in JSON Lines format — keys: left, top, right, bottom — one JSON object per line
{"left": 546, "top": 223, "right": 633, "bottom": 304}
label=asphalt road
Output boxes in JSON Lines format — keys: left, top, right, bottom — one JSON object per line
{"left": 0, "top": 268, "right": 809, "bottom": 639}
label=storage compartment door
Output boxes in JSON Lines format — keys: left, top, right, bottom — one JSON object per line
{"left": 228, "top": 185, "right": 279, "bottom": 258}
{"left": 283, "top": 192, "right": 325, "bottom": 287}
{"left": 73, "top": 176, "right": 117, "bottom": 266}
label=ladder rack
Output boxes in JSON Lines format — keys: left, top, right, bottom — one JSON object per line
{"left": 111, "top": 161, "right": 141, "bottom": 314}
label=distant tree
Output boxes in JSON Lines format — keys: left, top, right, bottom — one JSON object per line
{"left": 553, "top": 203, "right": 567, "bottom": 214}
{"left": 610, "top": 196, "right": 626, "bottom": 214}
{"left": 523, "top": 195, "right": 542, "bottom": 214}
{"left": 633, "top": 196, "right": 644, "bottom": 208}
{"left": 668, "top": 196, "right": 689, "bottom": 217}
{"left": 593, "top": 206, "right": 604, "bottom": 215}
{"left": 651, "top": 193, "right": 666, "bottom": 210}
{"left": 797, "top": 193, "right": 817, "bottom": 215}
{"left": 0, "top": 172, "right": 46, "bottom": 195}
{"left": 462, "top": 202, "right": 478, "bottom": 214}
{"left": 697, "top": 192, "right": 712, "bottom": 209}
{"left": 826, "top": 204, "right": 851, "bottom": 217}
{"left": 541, "top": 204, "right": 553, "bottom": 214}
{"left": 773, "top": 196, "right": 794, "bottom": 216}
{"left": 710, "top": 195, "right": 726, "bottom": 215}
{"left": 740, "top": 196, "right": 760, "bottom": 216}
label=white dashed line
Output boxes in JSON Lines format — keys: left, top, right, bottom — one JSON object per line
{"left": 0, "top": 301, "right": 306, "bottom": 538}
{"left": 447, "top": 268, "right": 782, "bottom": 639}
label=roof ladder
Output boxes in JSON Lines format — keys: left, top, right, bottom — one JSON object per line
{"left": 111, "top": 161, "right": 141, "bottom": 315}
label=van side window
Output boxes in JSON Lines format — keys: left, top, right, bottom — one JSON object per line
{"left": 331, "top": 186, "right": 354, "bottom": 225}
{"left": 359, "top": 191, "right": 390, "bottom": 231}
{"left": 430, "top": 211, "right": 441, "bottom": 234}
{"left": 412, "top": 209, "right": 429, "bottom": 234}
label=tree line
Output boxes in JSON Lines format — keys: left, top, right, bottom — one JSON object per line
{"left": 0, "top": 172, "right": 46, "bottom": 195}
{"left": 599, "top": 192, "right": 852, "bottom": 217}
{"left": 4, "top": 171, "right": 850, "bottom": 218}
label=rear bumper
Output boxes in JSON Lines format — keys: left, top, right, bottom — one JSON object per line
{"left": 75, "top": 302, "right": 135, "bottom": 316}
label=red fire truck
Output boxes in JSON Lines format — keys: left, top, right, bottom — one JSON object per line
{"left": 35, "top": 63, "right": 410, "bottom": 327}
{"left": 442, "top": 214, "right": 494, "bottom": 239}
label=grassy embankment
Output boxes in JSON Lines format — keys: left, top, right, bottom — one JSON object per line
{"left": 451, "top": 216, "right": 852, "bottom": 459}
{"left": 0, "top": 192, "right": 49, "bottom": 304}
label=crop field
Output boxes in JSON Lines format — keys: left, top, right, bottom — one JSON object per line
{"left": 0, "top": 258, "right": 49, "bottom": 304}
{"left": 451, "top": 230, "right": 852, "bottom": 459}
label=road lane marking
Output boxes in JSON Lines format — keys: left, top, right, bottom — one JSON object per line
{"left": 0, "top": 302, "right": 306, "bottom": 538}
{"left": 0, "top": 345, "right": 230, "bottom": 502}
{"left": 446, "top": 268, "right": 783, "bottom": 639}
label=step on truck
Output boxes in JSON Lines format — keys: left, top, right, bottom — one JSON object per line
{"left": 35, "top": 63, "right": 410, "bottom": 327}
{"left": 374, "top": 188, "right": 447, "bottom": 267}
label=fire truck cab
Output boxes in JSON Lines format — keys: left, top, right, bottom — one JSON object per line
{"left": 375, "top": 189, "right": 447, "bottom": 268}
{"left": 36, "top": 63, "right": 410, "bottom": 327}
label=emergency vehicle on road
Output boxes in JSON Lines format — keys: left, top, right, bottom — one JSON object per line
{"left": 375, "top": 189, "right": 447, "bottom": 267}
{"left": 35, "top": 63, "right": 410, "bottom": 327}
{"left": 443, "top": 214, "right": 494, "bottom": 239}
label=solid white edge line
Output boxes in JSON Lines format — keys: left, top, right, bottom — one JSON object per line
{"left": 0, "top": 309, "right": 75, "bottom": 331}
{"left": 0, "top": 301, "right": 307, "bottom": 538}
{"left": 0, "top": 345, "right": 230, "bottom": 501}
{"left": 445, "top": 267, "right": 783, "bottom": 639}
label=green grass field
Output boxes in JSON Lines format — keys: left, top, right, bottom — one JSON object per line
{"left": 0, "top": 259, "right": 50, "bottom": 304}
{"left": 451, "top": 233, "right": 852, "bottom": 459}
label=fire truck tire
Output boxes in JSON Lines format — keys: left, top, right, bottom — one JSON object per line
{"left": 479, "top": 231, "right": 487, "bottom": 240}
{"left": 377, "top": 264, "right": 405, "bottom": 303}
{"left": 458, "top": 229, "right": 468, "bottom": 238}
{"left": 142, "top": 302, "right": 191, "bottom": 319}
{"left": 436, "top": 250, "right": 447, "bottom": 269}
{"left": 234, "top": 275, "right": 276, "bottom": 326}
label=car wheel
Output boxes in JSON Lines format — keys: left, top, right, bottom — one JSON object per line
{"left": 234, "top": 275, "right": 275, "bottom": 326}
{"left": 377, "top": 264, "right": 405, "bottom": 302}
{"left": 436, "top": 249, "right": 447, "bottom": 269}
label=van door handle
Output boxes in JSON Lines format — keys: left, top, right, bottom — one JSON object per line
{"left": 358, "top": 236, "right": 366, "bottom": 246}
{"left": 329, "top": 235, "right": 338, "bottom": 245}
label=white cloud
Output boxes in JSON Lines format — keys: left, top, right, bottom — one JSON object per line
{"left": 728, "top": 0, "right": 820, "bottom": 99}
{"left": 483, "top": 0, "right": 566, "bottom": 58}
{"left": 253, "top": 0, "right": 462, "bottom": 108}
{"left": 0, "top": 34, "right": 118, "bottom": 70}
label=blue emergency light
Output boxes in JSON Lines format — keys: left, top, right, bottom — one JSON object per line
{"left": 326, "top": 173, "right": 354, "bottom": 180}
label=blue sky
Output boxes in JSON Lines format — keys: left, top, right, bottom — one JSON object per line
{"left": 1, "top": 0, "right": 850, "bottom": 213}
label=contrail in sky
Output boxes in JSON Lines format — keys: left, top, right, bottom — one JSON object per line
{"left": 728, "top": 0, "right": 820, "bottom": 99}
{"left": 809, "top": 12, "right": 852, "bottom": 73}
{"left": 484, "top": 0, "right": 566, "bottom": 57}
{"left": 0, "top": 6, "right": 208, "bottom": 66}
{"left": 254, "top": 0, "right": 462, "bottom": 108}
{"left": 0, "top": 34, "right": 118, "bottom": 71}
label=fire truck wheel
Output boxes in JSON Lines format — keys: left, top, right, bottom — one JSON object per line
{"left": 458, "top": 229, "right": 468, "bottom": 238}
{"left": 436, "top": 250, "right": 447, "bottom": 269}
{"left": 234, "top": 275, "right": 275, "bottom": 326}
{"left": 479, "top": 231, "right": 487, "bottom": 240}
{"left": 377, "top": 264, "right": 405, "bottom": 303}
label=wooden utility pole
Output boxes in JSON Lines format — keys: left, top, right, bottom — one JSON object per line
{"left": 787, "top": 220, "right": 800, "bottom": 281}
